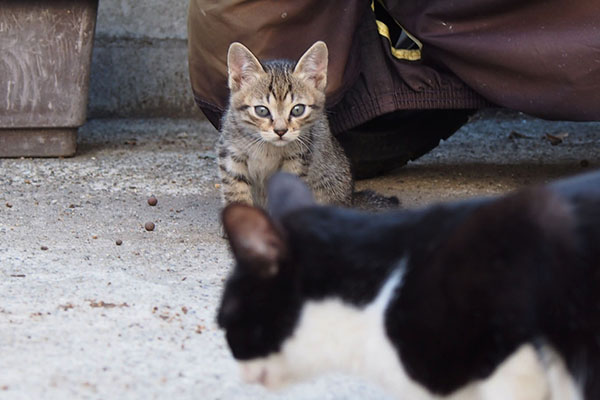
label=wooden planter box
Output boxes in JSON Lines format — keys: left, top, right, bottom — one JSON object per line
{"left": 0, "top": 0, "right": 98, "bottom": 157}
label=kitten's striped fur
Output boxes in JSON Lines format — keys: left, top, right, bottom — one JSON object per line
{"left": 217, "top": 41, "right": 352, "bottom": 208}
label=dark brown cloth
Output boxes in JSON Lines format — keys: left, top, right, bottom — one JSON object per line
{"left": 187, "top": 0, "right": 367, "bottom": 129}
{"left": 188, "top": 0, "right": 600, "bottom": 133}
{"left": 384, "top": 0, "right": 600, "bottom": 121}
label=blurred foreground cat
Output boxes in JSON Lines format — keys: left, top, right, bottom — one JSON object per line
{"left": 217, "top": 41, "right": 352, "bottom": 208}
{"left": 218, "top": 170, "right": 600, "bottom": 399}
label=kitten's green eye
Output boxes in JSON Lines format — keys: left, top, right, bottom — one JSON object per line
{"left": 290, "top": 104, "right": 306, "bottom": 117}
{"left": 254, "top": 106, "right": 270, "bottom": 118}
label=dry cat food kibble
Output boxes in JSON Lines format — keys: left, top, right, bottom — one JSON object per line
{"left": 115, "top": 239, "right": 123, "bottom": 246}
{"left": 144, "top": 222, "right": 155, "bottom": 231}
{"left": 147, "top": 196, "right": 158, "bottom": 206}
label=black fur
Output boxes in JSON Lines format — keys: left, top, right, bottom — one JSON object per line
{"left": 267, "top": 172, "right": 315, "bottom": 221}
{"left": 218, "top": 170, "right": 600, "bottom": 398}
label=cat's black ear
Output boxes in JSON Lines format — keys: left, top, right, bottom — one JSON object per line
{"left": 267, "top": 172, "right": 315, "bottom": 220}
{"left": 222, "top": 203, "right": 286, "bottom": 278}
{"left": 294, "top": 41, "right": 328, "bottom": 91}
{"left": 227, "top": 42, "right": 265, "bottom": 91}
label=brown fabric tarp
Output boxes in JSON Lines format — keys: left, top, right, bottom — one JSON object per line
{"left": 188, "top": 0, "right": 600, "bottom": 133}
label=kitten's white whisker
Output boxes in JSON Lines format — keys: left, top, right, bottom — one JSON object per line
{"left": 295, "top": 135, "right": 312, "bottom": 154}
{"left": 247, "top": 137, "right": 266, "bottom": 155}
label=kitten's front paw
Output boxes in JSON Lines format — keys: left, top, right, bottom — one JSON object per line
{"left": 219, "top": 223, "right": 228, "bottom": 239}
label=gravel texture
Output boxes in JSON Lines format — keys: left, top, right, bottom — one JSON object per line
{"left": 1, "top": 110, "right": 599, "bottom": 399}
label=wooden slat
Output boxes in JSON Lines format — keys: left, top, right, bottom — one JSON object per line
{"left": 0, "top": 129, "right": 77, "bottom": 157}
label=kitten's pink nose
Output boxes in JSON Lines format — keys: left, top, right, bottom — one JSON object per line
{"left": 274, "top": 128, "right": 288, "bottom": 137}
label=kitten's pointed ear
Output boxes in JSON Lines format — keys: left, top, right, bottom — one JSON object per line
{"left": 222, "top": 203, "right": 286, "bottom": 277}
{"left": 294, "top": 41, "right": 328, "bottom": 91}
{"left": 227, "top": 42, "right": 265, "bottom": 91}
{"left": 267, "top": 172, "right": 315, "bottom": 220}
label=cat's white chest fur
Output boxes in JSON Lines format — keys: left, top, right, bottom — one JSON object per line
{"left": 239, "top": 264, "right": 581, "bottom": 400}
{"left": 246, "top": 142, "right": 296, "bottom": 188}
{"left": 246, "top": 147, "right": 282, "bottom": 183}
{"left": 245, "top": 144, "right": 299, "bottom": 206}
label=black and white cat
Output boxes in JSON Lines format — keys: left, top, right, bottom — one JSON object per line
{"left": 218, "top": 170, "right": 600, "bottom": 399}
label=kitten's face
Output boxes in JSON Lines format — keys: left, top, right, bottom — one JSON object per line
{"left": 227, "top": 41, "right": 328, "bottom": 147}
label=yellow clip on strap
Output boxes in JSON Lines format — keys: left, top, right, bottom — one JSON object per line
{"left": 372, "top": 1, "right": 422, "bottom": 61}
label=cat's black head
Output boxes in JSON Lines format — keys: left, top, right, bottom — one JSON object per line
{"left": 217, "top": 173, "right": 315, "bottom": 360}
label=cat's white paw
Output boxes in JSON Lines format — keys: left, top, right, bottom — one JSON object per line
{"left": 239, "top": 359, "right": 289, "bottom": 390}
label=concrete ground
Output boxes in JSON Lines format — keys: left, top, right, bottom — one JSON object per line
{"left": 1, "top": 110, "right": 598, "bottom": 400}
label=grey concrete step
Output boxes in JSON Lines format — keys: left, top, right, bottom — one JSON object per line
{"left": 87, "top": 0, "right": 200, "bottom": 119}
{"left": 88, "top": 37, "right": 203, "bottom": 119}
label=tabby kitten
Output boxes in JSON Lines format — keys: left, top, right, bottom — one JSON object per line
{"left": 218, "top": 171, "right": 600, "bottom": 400}
{"left": 217, "top": 41, "right": 352, "bottom": 208}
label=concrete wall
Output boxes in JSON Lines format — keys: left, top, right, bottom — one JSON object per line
{"left": 88, "top": 0, "right": 203, "bottom": 119}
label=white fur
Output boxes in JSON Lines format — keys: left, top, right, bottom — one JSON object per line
{"left": 238, "top": 259, "right": 582, "bottom": 400}
{"left": 246, "top": 147, "right": 280, "bottom": 184}
{"left": 474, "top": 344, "right": 549, "bottom": 400}
{"left": 471, "top": 344, "right": 582, "bottom": 400}
{"left": 539, "top": 345, "right": 583, "bottom": 400}
{"left": 245, "top": 143, "right": 297, "bottom": 184}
